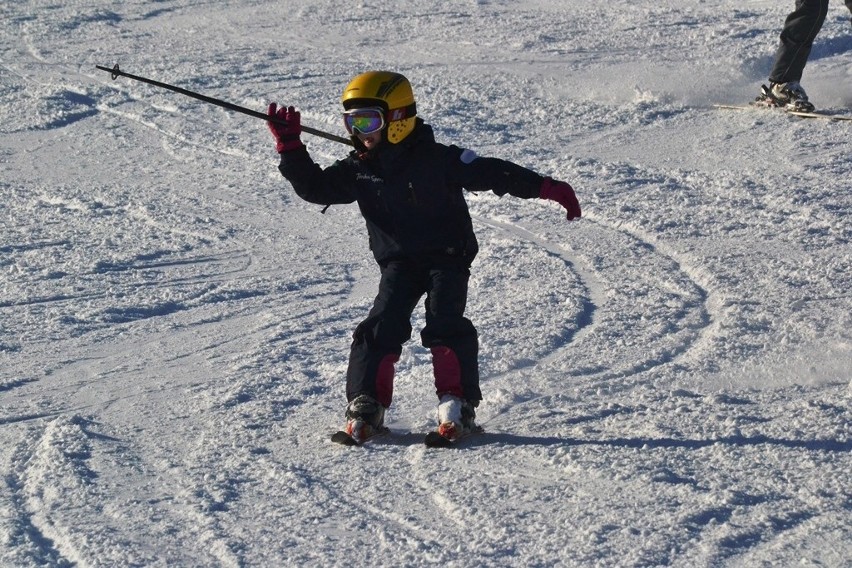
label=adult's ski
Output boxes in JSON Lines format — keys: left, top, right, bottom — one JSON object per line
{"left": 712, "top": 103, "right": 852, "bottom": 122}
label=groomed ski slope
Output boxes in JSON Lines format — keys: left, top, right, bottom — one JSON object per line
{"left": 1, "top": 1, "right": 850, "bottom": 566}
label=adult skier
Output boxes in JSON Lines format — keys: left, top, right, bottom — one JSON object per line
{"left": 267, "top": 71, "right": 580, "bottom": 444}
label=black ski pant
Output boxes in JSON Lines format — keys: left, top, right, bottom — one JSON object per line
{"left": 769, "top": 0, "right": 830, "bottom": 83}
{"left": 345, "top": 259, "right": 481, "bottom": 408}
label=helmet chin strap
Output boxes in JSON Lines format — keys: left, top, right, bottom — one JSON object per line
{"left": 351, "top": 135, "right": 367, "bottom": 152}
{"left": 351, "top": 134, "right": 381, "bottom": 160}
{"left": 351, "top": 127, "right": 390, "bottom": 159}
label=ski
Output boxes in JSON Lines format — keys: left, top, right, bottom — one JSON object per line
{"left": 424, "top": 425, "right": 484, "bottom": 448}
{"left": 786, "top": 109, "right": 852, "bottom": 121}
{"left": 330, "top": 430, "right": 361, "bottom": 446}
{"left": 330, "top": 426, "right": 389, "bottom": 447}
{"left": 713, "top": 103, "right": 852, "bottom": 122}
{"left": 330, "top": 425, "right": 483, "bottom": 447}
{"left": 424, "top": 431, "right": 455, "bottom": 448}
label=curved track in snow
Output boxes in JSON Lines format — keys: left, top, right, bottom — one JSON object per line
{"left": 2, "top": 1, "right": 850, "bottom": 566}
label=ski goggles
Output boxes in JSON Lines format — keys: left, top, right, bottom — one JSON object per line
{"left": 343, "top": 107, "right": 385, "bottom": 135}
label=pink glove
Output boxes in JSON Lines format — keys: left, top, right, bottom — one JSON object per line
{"left": 540, "top": 177, "right": 581, "bottom": 220}
{"left": 267, "top": 103, "right": 304, "bottom": 153}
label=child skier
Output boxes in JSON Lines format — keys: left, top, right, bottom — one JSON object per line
{"left": 268, "top": 71, "right": 580, "bottom": 444}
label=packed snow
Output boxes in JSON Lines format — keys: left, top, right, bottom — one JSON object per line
{"left": 1, "top": 1, "right": 850, "bottom": 566}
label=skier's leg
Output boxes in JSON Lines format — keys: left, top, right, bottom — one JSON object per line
{"left": 420, "top": 266, "right": 481, "bottom": 404}
{"left": 346, "top": 262, "right": 424, "bottom": 407}
{"left": 768, "top": 0, "right": 829, "bottom": 84}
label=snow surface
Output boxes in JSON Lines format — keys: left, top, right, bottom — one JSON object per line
{"left": 2, "top": 0, "right": 850, "bottom": 566}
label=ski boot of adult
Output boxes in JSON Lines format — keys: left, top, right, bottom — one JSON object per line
{"left": 754, "top": 82, "right": 815, "bottom": 112}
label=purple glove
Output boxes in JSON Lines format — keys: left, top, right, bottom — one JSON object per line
{"left": 267, "top": 103, "right": 304, "bottom": 153}
{"left": 540, "top": 177, "right": 581, "bottom": 220}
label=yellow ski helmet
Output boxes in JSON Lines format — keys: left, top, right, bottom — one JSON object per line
{"left": 341, "top": 71, "right": 417, "bottom": 144}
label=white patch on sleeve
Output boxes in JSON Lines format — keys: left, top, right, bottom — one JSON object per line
{"left": 459, "top": 149, "right": 479, "bottom": 164}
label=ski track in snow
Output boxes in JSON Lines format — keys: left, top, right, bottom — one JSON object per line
{"left": 2, "top": 1, "right": 851, "bottom": 566}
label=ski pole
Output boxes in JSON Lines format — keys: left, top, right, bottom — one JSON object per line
{"left": 95, "top": 63, "right": 353, "bottom": 146}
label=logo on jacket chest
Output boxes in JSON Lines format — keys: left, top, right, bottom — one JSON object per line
{"left": 356, "top": 173, "right": 384, "bottom": 184}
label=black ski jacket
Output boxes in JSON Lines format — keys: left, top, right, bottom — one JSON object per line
{"left": 277, "top": 120, "right": 544, "bottom": 265}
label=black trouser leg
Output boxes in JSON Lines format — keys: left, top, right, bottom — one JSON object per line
{"left": 769, "top": 0, "right": 829, "bottom": 83}
{"left": 420, "top": 266, "right": 481, "bottom": 403}
{"left": 346, "top": 262, "right": 421, "bottom": 406}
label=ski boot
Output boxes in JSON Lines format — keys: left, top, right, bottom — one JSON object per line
{"left": 435, "top": 394, "right": 478, "bottom": 442}
{"left": 343, "top": 394, "right": 386, "bottom": 443}
{"left": 755, "top": 81, "right": 815, "bottom": 112}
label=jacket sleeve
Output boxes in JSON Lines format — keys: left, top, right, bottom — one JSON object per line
{"left": 277, "top": 147, "right": 357, "bottom": 206}
{"left": 446, "top": 146, "right": 544, "bottom": 199}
